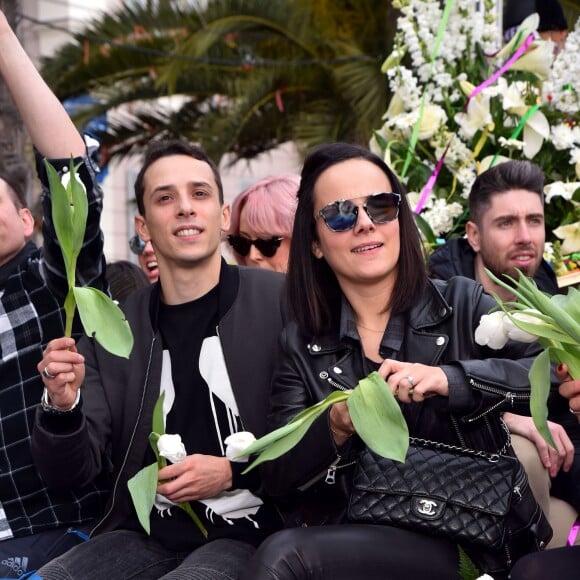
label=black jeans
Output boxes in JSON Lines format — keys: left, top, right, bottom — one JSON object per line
{"left": 240, "top": 525, "right": 461, "bottom": 580}
{"left": 37, "top": 530, "right": 256, "bottom": 580}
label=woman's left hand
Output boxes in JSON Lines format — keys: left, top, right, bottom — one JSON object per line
{"left": 378, "top": 359, "right": 448, "bottom": 402}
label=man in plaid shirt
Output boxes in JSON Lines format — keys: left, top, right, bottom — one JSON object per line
{"left": 0, "top": 9, "right": 109, "bottom": 576}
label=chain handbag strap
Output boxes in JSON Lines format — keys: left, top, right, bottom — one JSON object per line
{"left": 409, "top": 437, "right": 504, "bottom": 463}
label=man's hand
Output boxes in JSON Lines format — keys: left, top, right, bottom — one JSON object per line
{"left": 503, "top": 412, "right": 574, "bottom": 477}
{"left": 157, "top": 454, "right": 232, "bottom": 503}
{"left": 37, "top": 337, "right": 84, "bottom": 410}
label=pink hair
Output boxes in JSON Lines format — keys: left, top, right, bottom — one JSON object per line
{"left": 229, "top": 174, "right": 300, "bottom": 240}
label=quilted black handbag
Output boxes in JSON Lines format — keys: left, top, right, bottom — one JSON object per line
{"left": 347, "top": 438, "right": 552, "bottom": 577}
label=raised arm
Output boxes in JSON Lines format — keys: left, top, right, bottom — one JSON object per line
{"left": 0, "top": 9, "right": 84, "bottom": 158}
{"left": 0, "top": 9, "right": 107, "bottom": 301}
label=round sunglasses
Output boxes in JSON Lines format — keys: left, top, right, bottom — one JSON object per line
{"left": 316, "top": 192, "right": 401, "bottom": 232}
{"left": 227, "top": 235, "right": 284, "bottom": 258}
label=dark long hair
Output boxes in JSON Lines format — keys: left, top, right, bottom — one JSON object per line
{"left": 287, "top": 142, "right": 427, "bottom": 336}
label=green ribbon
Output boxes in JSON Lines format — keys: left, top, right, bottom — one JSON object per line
{"left": 489, "top": 104, "right": 540, "bottom": 168}
{"left": 401, "top": 0, "right": 455, "bottom": 178}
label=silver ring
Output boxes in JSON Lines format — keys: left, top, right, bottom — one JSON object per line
{"left": 570, "top": 407, "right": 580, "bottom": 416}
{"left": 43, "top": 366, "right": 56, "bottom": 380}
{"left": 406, "top": 376, "right": 415, "bottom": 387}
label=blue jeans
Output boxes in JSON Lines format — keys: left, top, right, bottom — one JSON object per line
{"left": 36, "top": 530, "right": 256, "bottom": 580}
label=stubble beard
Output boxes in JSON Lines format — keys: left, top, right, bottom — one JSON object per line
{"left": 481, "top": 247, "right": 541, "bottom": 286}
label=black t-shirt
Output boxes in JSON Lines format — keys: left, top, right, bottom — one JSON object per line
{"left": 132, "top": 286, "right": 279, "bottom": 551}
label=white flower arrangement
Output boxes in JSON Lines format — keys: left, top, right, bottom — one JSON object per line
{"left": 371, "top": 1, "right": 579, "bottom": 270}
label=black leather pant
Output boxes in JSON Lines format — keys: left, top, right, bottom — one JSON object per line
{"left": 240, "top": 525, "right": 461, "bottom": 580}
{"left": 509, "top": 546, "right": 580, "bottom": 580}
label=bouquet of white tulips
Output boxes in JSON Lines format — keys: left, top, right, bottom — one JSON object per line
{"left": 475, "top": 269, "right": 580, "bottom": 448}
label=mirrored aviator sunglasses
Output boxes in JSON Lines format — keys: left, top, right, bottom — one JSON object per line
{"left": 227, "top": 235, "right": 284, "bottom": 258}
{"left": 317, "top": 192, "right": 401, "bottom": 232}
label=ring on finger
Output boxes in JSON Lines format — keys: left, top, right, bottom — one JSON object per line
{"left": 406, "top": 375, "right": 415, "bottom": 387}
{"left": 408, "top": 387, "right": 415, "bottom": 397}
{"left": 43, "top": 366, "right": 56, "bottom": 380}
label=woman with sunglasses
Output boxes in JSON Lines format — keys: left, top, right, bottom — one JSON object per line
{"left": 240, "top": 143, "right": 551, "bottom": 579}
{"left": 227, "top": 174, "right": 299, "bottom": 273}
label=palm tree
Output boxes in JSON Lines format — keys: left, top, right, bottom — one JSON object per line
{"left": 40, "top": 0, "right": 396, "bottom": 165}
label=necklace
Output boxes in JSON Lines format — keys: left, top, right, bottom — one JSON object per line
{"left": 356, "top": 322, "right": 385, "bottom": 333}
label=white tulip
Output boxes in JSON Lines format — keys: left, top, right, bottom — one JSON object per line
{"left": 503, "top": 312, "right": 541, "bottom": 343}
{"left": 224, "top": 431, "right": 256, "bottom": 462}
{"left": 553, "top": 221, "right": 580, "bottom": 255}
{"left": 475, "top": 311, "right": 509, "bottom": 350}
{"left": 157, "top": 434, "right": 187, "bottom": 464}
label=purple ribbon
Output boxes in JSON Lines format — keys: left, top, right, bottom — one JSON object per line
{"left": 414, "top": 34, "right": 535, "bottom": 214}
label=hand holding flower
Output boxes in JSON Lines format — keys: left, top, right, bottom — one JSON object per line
{"left": 157, "top": 454, "right": 232, "bottom": 503}
{"left": 128, "top": 395, "right": 207, "bottom": 536}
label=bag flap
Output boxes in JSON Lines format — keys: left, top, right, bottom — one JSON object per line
{"left": 353, "top": 446, "right": 518, "bottom": 517}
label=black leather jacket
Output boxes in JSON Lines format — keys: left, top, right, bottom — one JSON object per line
{"left": 261, "top": 277, "right": 546, "bottom": 525}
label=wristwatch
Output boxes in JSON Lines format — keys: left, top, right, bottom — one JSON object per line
{"left": 41, "top": 388, "right": 81, "bottom": 415}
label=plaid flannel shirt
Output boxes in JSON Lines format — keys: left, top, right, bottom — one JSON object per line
{"left": 0, "top": 140, "right": 110, "bottom": 539}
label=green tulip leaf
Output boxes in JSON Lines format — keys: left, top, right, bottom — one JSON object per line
{"left": 514, "top": 274, "right": 580, "bottom": 342}
{"left": 73, "top": 286, "right": 134, "bottom": 358}
{"left": 241, "top": 390, "right": 352, "bottom": 472}
{"left": 148, "top": 432, "right": 165, "bottom": 470}
{"left": 288, "top": 390, "right": 351, "bottom": 425}
{"left": 242, "top": 410, "right": 326, "bottom": 473}
{"left": 501, "top": 311, "right": 578, "bottom": 345}
{"left": 67, "top": 158, "right": 88, "bottom": 266}
{"left": 529, "top": 349, "right": 557, "bottom": 450}
{"left": 551, "top": 288, "right": 580, "bottom": 322}
{"left": 152, "top": 393, "right": 166, "bottom": 439}
{"left": 127, "top": 462, "right": 158, "bottom": 535}
{"left": 45, "top": 160, "right": 75, "bottom": 285}
{"left": 240, "top": 390, "right": 350, "bottom": 457}
{"left": 347, "top": 372, "right": 409, "bottom": 462}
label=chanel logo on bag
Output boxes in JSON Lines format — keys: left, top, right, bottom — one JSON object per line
{"left": 411, "top": 497, "right": 445, "bottom": 520}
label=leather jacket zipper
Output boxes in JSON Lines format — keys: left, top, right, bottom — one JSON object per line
{"left": 90, "top": 336, "right": 157, "bottom": 537}
{"left": 326, "top": 376, "right": 348, "bottom": 391}
{"left": 467, "top": 378, "right": 529, "bottom": 422}
{"left": 325, "top": 457, "right": 357, "bottom": 485}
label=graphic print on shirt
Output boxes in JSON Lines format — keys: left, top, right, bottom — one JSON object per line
{"left": 157, "top": 340, "right": 263, "bottom": 527}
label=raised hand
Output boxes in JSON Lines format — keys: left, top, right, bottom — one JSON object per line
{"left": 37, "top": 337, "right": 84, "bottom": 410}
